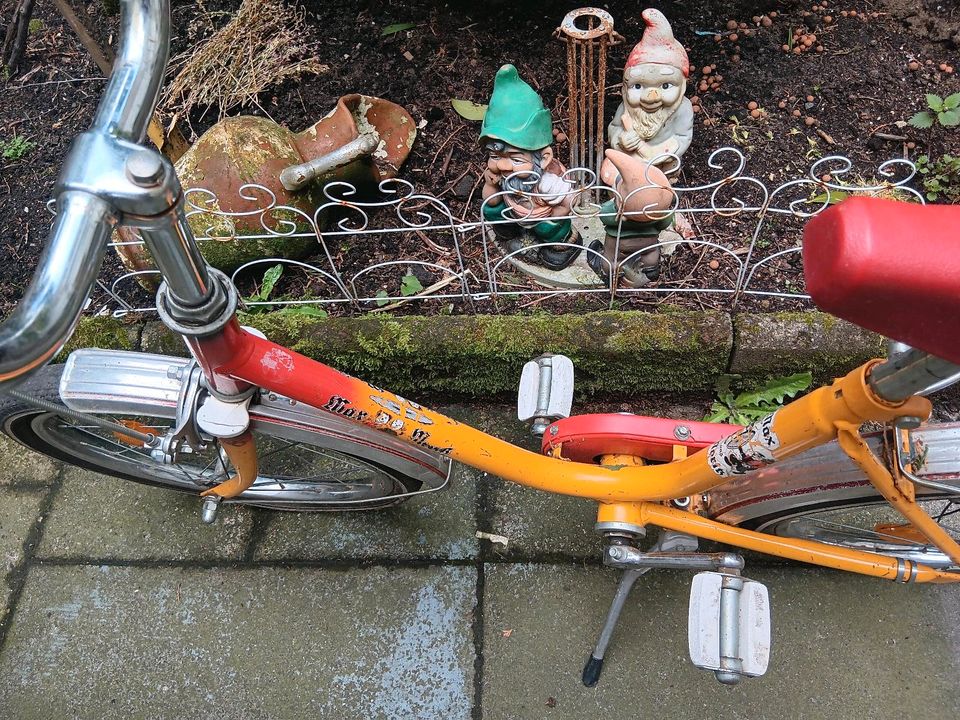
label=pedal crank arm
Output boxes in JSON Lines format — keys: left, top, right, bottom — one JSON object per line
{"left": 604, "top": 545, "right": 744, "bottom": 572}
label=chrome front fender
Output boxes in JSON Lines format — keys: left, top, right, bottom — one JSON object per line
{"left": 60, "top": 348, "right": 451, "bottom": 490}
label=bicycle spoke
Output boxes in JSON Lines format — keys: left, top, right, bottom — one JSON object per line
{"left": 28, "top": 405, "right": 407, "bottom": 506}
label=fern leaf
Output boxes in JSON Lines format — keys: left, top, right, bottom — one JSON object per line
{"left": 734, "top": 372, "right": 813, "bottom": 408}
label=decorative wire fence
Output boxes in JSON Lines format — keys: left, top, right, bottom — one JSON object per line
{"left": 88, "top": 147, "right": 923, "bottom": 318}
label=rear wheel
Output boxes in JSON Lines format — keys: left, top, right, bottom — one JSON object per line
{"left": 712, "top": 425, "right": 960, "bottom": 569}
{"left": 0, "top": 365, "right": 447, "bottom": 511}
{"left": 743, "top": 496, "right": 960, "bottom": 569}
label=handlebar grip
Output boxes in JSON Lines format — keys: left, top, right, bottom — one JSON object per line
{"left": 0, "top": 192, "right": 114, "bottom": 387}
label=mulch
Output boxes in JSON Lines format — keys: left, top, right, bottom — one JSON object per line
{"left": 1, "top": 0, "right": 958, "bottom": 317}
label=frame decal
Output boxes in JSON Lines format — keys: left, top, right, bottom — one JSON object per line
{"left": 322, "top": 395, "right": 369, "bottom": 423}
{"left": 708, "top": 413, "right": 781, "bottom": 477}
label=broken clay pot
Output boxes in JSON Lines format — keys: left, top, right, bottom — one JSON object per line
{"left": 116, "top": 94, "right": 416, "bottom": 280}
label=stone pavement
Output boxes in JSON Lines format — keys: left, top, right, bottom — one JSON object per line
{"left": 0, "top": 402, "right": 958, "bottom": 719}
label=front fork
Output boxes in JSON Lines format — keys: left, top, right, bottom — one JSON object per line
{"left": 158, "top": 356, "right": 260, "bottom": 522}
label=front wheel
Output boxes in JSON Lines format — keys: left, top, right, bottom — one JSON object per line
{"left": 0, "top": 363, "right": 449, "bottom": 511}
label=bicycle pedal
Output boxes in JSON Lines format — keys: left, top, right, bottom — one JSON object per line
{"left": 688, "top": 572, "right": 771, "bottom": 684}
{"left": 517, "top": 354, "right": 574, "bottom": 436}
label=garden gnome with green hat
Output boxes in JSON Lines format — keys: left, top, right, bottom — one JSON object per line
{"left": 480, "top": 64, "right": 581, "bottom": 270}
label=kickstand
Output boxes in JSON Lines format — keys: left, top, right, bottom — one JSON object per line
{"left": 582, "top": 531, "right": 700, "bottom": 687}
{"left": 582, "top": 565, "right": 651, "bottom": 687}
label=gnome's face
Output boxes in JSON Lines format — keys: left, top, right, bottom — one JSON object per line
{"left": 624, "top": 63, "right": 685, "bottom": 114}
{"left": 486, "top": 140, "right": 554, "bottom": 193}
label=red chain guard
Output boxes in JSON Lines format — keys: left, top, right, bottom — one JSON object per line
{"left": 542, "top": 414, "right": 743, "bottom": 463}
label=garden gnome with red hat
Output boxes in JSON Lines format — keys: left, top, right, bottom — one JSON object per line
{"left": 608, "top": 8, "right": 693, "bottom": 175}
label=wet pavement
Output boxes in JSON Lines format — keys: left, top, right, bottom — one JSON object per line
{"left": 0, "top": 402, "right": 958, "bottom": 719}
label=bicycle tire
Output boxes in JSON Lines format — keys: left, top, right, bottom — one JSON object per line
{"left": 0, "top": 364, "right": 448, "bottom": 511}
{"left": 709, "top": 425, "right": 960, "bottom": 569}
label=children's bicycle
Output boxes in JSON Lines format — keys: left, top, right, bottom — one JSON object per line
{"left": 2, "top": 0, "right": 959, "bottom": 686}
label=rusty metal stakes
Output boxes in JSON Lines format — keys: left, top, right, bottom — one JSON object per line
{"left": 557, "top": 8, "right": 622, "bottom": 197}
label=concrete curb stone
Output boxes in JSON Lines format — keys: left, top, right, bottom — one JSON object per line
{"left": 68, "top": 309, "right": 885, "bottom": 397}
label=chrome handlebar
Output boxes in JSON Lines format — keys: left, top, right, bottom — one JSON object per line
{"left": 0, "top": 0, "right": 169, "bottom": 387}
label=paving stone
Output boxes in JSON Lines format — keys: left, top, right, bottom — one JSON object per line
{"left": 0, "top": 564, "right": 476, "bottom": 719}
{"left": 486, "top": 481, "right": 599, "bottom": 560}
{"left": 0, "top": 435, "right": 58, "bottom": 487}
{"left": 482, "top": 563, "right": 960, "bottom": 720}
{"left": 0, "top": 488, "right": 44, "bottom": 617}
{"left": 37, "top": 468, "right": 254, "bottom": 561}
{"left": 254, "top": 462, "right": 479, "bottom": 561}
{"left": 449, "top": 404, "right": 596, "bottom": 560}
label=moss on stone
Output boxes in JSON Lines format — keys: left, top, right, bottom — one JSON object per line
{"left": 55, "top": 316, "right": 137, "bottom": 362}
{"left": 241, "top": 309, "right": 732, "bottom": 397}
{"left": 139, "top": 322, "right": 190, "bottom": 358}
{"left": 731, "top": 310, "right": 884, "bottom": 384}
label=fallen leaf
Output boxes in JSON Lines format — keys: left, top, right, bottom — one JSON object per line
{"left": 400, "top": 273, "right": 424, "bottom": 297}
{"left": 476, "top": 530, "right": 509, "bottom": 546}
{"left": 381, "top": 22, "right": 417, "bottom": 36}
{"left": 451, "top": 98, "right": 488, "bottom": 121}
{"left": 501, "top": 629, "right": 513, "bottom": 637}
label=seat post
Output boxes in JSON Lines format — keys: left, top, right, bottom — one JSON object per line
{"left": 869, "top": 348, "right": 960, "bottom": 403}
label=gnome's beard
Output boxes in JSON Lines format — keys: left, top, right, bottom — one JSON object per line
{"left": 502, "top": 153, "right": 545, "bottom": 194}
{"left": 628, "top": 102, "right": 679, "bottom": 140}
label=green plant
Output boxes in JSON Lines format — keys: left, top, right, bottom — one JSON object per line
{"left": 705, "top": 372, "right": 813, "bottom": 424}
{"left": 244, "top": 264, "right": 327, "bottom": 317}
{"left": 0, "top": 135, "right": 35, "bottom": 161}
{"left": 381, "top": 22, "right": 417, "bottom": 36}
{"left": 908, "top": 93, "right": 960, "bottom": 129}
{"left": 914, "top": 154, "right": 960, "bottom": 203}
{"left": 276, "top": 305, "right": 327, "bottom": 318}
{"left": 727, "top": 116, "right": 750, "bottom": 145}
{"left": 400, "top": 273, "right": 424, "bottom": 296}
{"left": 807, "top": 170, "right": 921, "bottom": 207}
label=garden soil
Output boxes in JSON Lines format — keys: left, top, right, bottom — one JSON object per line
{"left": 1, "top": 0, "right": 958, "bottom": 317}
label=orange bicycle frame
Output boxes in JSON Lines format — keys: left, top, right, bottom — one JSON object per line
{"left": 191, "top": 318, "right": 960, "bottom": 584}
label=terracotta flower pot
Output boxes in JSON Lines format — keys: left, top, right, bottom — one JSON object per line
{"left": 115, "top": 94, "right": 416, "bottom": 281}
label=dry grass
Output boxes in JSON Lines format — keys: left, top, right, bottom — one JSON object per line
{"left": 160, "top": 0, "right": 327, "bottom": 131}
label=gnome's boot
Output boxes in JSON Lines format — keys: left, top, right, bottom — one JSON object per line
{"left": 621, "top": 247, "right": 662, "bottom": 287}
{"left": 535, "top": 219, "right": 581, "bottom": 271}
{"left": 587, "top": 239, "right": 610, "bottom": 285}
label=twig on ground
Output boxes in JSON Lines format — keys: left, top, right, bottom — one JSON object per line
{"left": 415, "top": 228, "right": 452, "bottom": 256}
{"left": 1, "top": 0, "right": 36, "bottom": 75}
{"left": 428, "top": 123, "right": 465, "bottom": 171}
{"left": 440, "top": 145, "right": 454, "bottom": 176}
{"left": 815, "top": 128, "right": 836, "bottom": 144}
{"left": 369, "top": 274, "right": 460, "bottom": 312}
{"left": 872, "top": 131, "right": 907, "bottom": 141}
